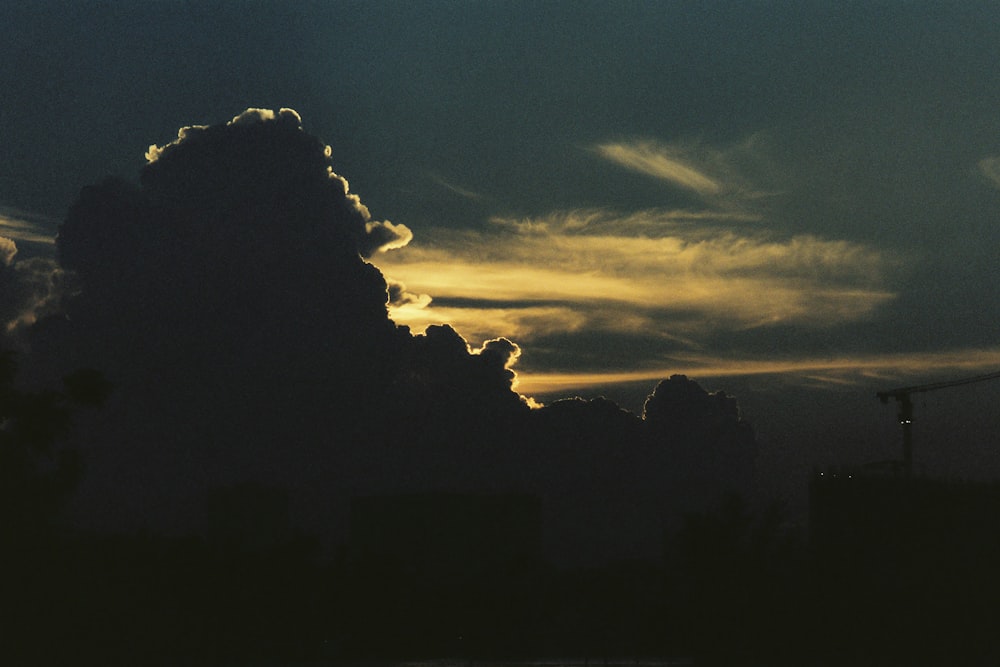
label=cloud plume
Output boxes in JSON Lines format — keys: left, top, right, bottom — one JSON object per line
{"left": 26, "top": 109, "right": 758, "bottom": 567}
{"left": 35, "top": 108, "right": 534, "bottom": 539}
{"left": 0, "top": 224, "right": 63, "bottom": 339}
{"left": 597, "top": 141, "right": 722, "bottom": 195}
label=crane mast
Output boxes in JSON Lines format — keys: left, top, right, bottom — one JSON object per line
{"left": 877, "top": 370, "right": 1000, "bottom": 476}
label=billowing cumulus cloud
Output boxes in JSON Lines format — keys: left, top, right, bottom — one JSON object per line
{"left": 140, "top": 106, "right": 411, "bottom": 259}
{"left": 144, "top": 108, "right": 302, "bottom": 163}
{"left": 0, "top": 256, "right": 64, "bottom": 335}
{"left": 0, "top": 216, "right": 64, "bottom": 339}
{"left": 475, "top": 337, "right": 521, "bottom": 381}
{"left": 33, "top": 108, "right": 534, "bottom": 536}
{"left": 362, "top": 219, "right": 414, "bottom": 256}
{"left": 386, "top": 277, "right": 432, "bottom": 309}
{"left": 25, "top": 109, "right": 758, "bottom": 567}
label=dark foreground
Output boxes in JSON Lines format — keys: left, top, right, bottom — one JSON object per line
{"left": 7, "top": 482, "right": 1000, "bottom": 667}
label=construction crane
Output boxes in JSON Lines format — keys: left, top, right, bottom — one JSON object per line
{"left": 877, "top": 370, "right": 1000, "bottom": 476}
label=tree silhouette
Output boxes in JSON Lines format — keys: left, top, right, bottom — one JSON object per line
{"left": 0, "top": 352, "right": 109, "bottom": 538}
{"left": 668, "top": 495, "right": 807, "bottom": 664}
{"left": 0, "top": 350, "right": 111, "bottom": 662}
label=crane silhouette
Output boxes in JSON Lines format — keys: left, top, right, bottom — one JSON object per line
{"left": 877, "top": 370, "right": 1000, "bottom": 476}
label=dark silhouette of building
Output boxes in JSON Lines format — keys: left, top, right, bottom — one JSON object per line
{"left": 809, "top": 468, "right": 1000, "bottom": 662}
{"left": 349, "top": 492, "right": 541, "bottom": 590}
{"left": 810, "top": 467, "right": 1000, "bottom": 560}
{"left": 207, "top": 483, "right": 290, "bottom": 553}
{"left": 344, "top": 492, "right": 543, "bottom": 657}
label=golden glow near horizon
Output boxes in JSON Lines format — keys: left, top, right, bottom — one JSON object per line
{"left": 366, "top": 133, "right": 994, "bottom": 401}
{"left": 373, "top": 135, "right": 906, "bottom": 351}
{"left": 513, "top": 348, "right": 1000, "bottom": 396}
{"left": 374, "top": 207, "right": 902, "bottom": 345}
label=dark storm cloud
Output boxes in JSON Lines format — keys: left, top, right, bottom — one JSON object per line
{"left": 478, "top": 337, "right": 520, "bottom": 373}
{"left": 32, "top": 109, "right": 757, "bottom": 565}
{"left": 34, "top": 109, "right": 432, "bottom": 533}
{"left": 359, "top": 218, "right": 414, "bottom": 257}
{"left": 142, "top": 108, "right": 413, "bottom": 259}
{"left": 0, "top": 236, "right": 63, "bottom": 342}
{"left": 524, "top": 374, "right": 756, "bottom": 563}
{"left": 643, "top": 375, "right": 756, "bottom": 508}
{"left": 385, "top": 277, "right": 431, "bottom": 309}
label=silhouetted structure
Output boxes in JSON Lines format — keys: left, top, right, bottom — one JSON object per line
{"left": 810, "top": 467, "right": 1000, "bottom": 559}
{"left": 207, "top": 483, "right": 290, "bottom": 553}
{"left": 350, "top": 492, "right": 541, "bottom": 574}
{"left": 809, "top": 468, "right": 1000, "bottom": 662}
{"left": 345, "top": 492, "right": 543, "bottom": 657}
{"left": 876, "top": 369, "right": 1000, "bottom": 476}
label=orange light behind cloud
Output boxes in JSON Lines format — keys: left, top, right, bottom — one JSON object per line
{"left": 368, "top": 138, "right": 927, "bottom": 405}
{"left": 374, "top": 207, "right": 902, "bottom": 345}
{"left": 513, "top": 348, "right": 1000, "bottom": 395}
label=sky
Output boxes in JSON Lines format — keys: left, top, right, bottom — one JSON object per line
{"left": 4, "top": 2, "right": 1000, "bottom": 518}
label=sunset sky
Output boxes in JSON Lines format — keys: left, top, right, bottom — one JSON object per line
{"left": 5, "top": 1, "right": 1000, "bottom": 484}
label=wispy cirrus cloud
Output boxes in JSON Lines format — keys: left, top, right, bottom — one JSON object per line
{"left": 0, "top": 206, "right": 59, "bottom": 247}
{"left": 427, "top": 172, "right": 485, "bottom": 200}
{"left": 594, "top": 135, "right": 780, "bottom": 203}
{"left": 978, "top": 155, "right": 1000, "bottom": 189}
{"left": 371, "top": 133, "right": 910, "bottom": 394}
{"left": 373, "top": 207, "right": 904, "bottom": 347}
{"left": 596, "top": 141, "right": 722, "bottom": 195}
{"left": 515, "top": 347, "right": 1000, "bottom": 396}
{"left": 389, "top": 301, "right": 589, "bottom": 345}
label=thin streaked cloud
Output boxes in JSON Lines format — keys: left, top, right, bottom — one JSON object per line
{"left": 593, "top": 135, "right": 781, "bottom": 204}
{"left": 0, "top": 207, "right": 58, "bottom": 246}
{"left": 514, "top": 347, "right": 1000, "bottom": 396}
{"left": 427, "top": 173, "right": 485, "bottom": 200}
{"left": 374, "top": 207, "right": 904, "bottom": 345}
{"left": 596, "top": 141, "right": 722, "bottom": 195}
{"left": 390, "top": 302, "right": 589, "bottom": 346}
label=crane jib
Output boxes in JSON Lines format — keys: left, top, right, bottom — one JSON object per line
{"left": 876, "top": 369, "right": 1000, "bottom": 476}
